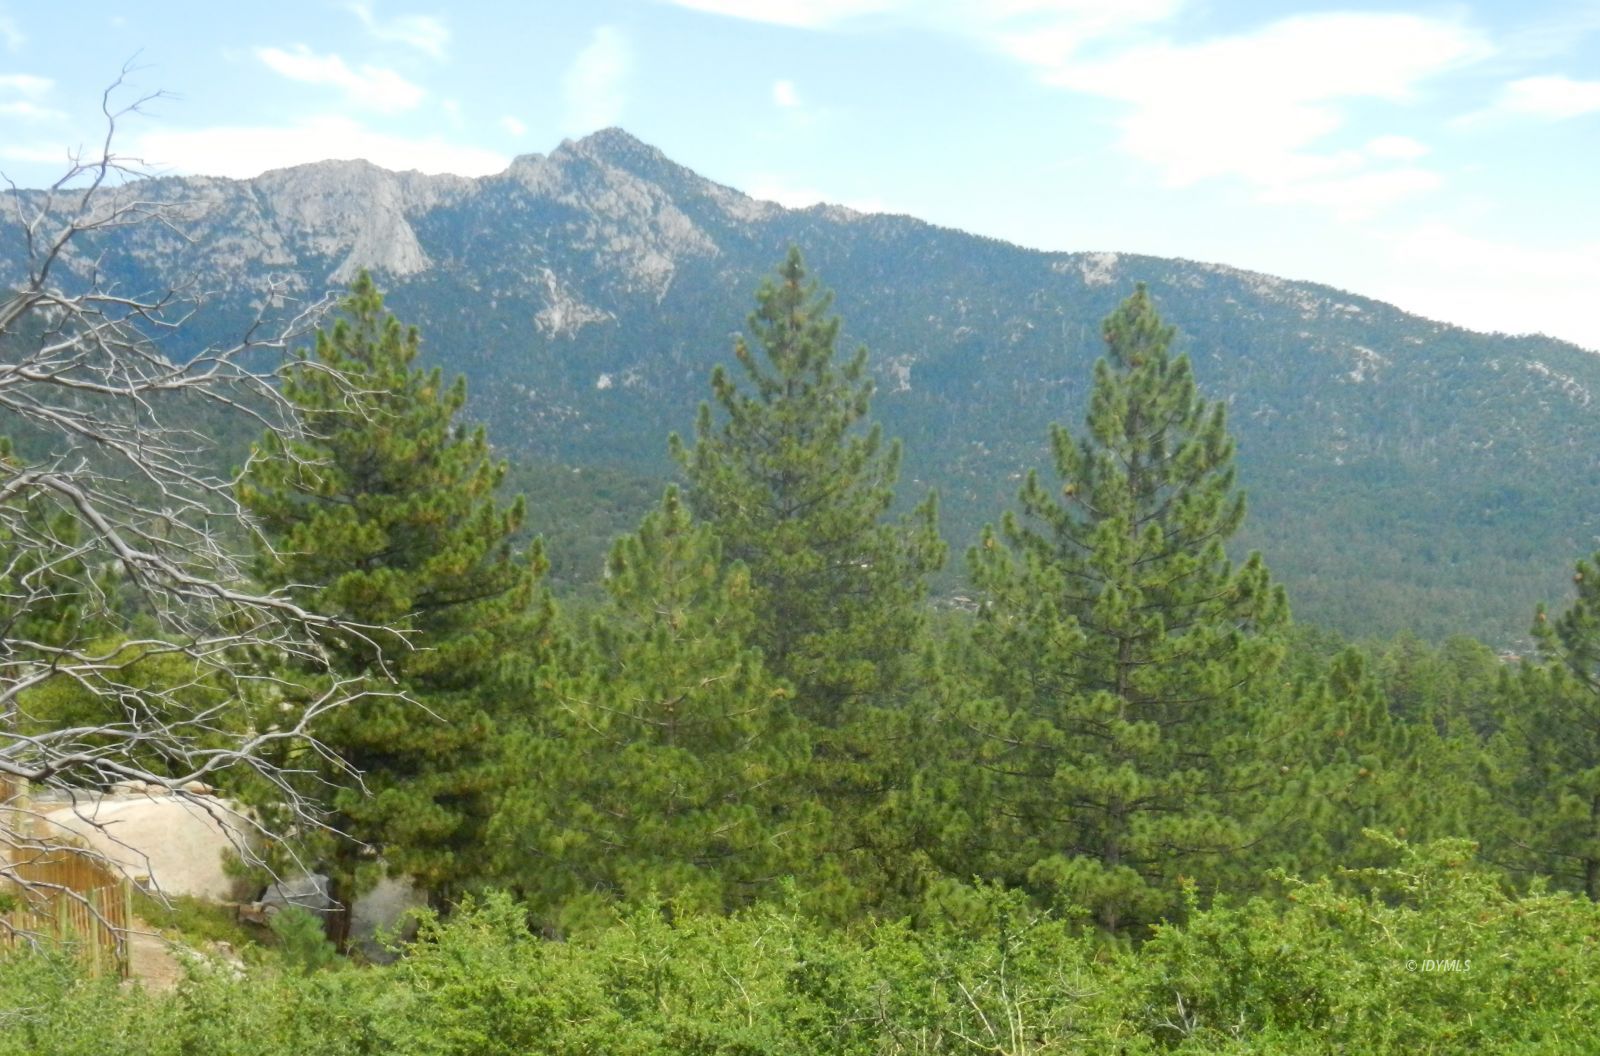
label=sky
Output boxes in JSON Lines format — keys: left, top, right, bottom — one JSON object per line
{"left": 2, "top": 1, "right": 1597, "bottom": 350}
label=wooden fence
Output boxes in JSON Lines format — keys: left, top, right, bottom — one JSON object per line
{"left": 1, "top": 780, "right": 133, "bottom": 977}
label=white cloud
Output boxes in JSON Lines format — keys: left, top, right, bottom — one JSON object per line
{"left": 0, "top": 73, "right": 51, "bottom": 98}
{"left": 662, "top": 0, "right": 902, "bottom": 29}
{"left": 0, "top": 100, "right": 64, "bottom": 122}
{"left": 0, "top": 14, "right": 22, "bottom": 52}
{"left": 132, "top": 116, "right": 507, "bottom": 178}
{"left": 0, "top": 73, "right": 59, "bottom": 123}
{"left": 563, "top": 26, "right": 631, "bottom": 133}
{"left": 1379, "top": 223, "right": 1600, "bottom": 352}
{"left": 348, "top": 3, "right": 450, "bottom": 59}
{"left": 501, "top": 115, "right": 527, "bottom": 137}
{"left": 662, "top": 0, "right": 1178, "bottom": 47}
{"left": 1489, "top": 75, "right": 1600, "bottom": 121}
{"left": 1037, "top": 13, "right": 1485, "bottom": 213}
{"left": 1364, "top": 135, "right": 1429, "bottom": 161}
{"left": 984, "top": 0, "right": 1182, "bottom": 67}
{"left": 772, "top": 79, "right": 801, "bottom": 108}
{"left": 665, "top": 4, "right": 1473, "bottom": 221}
{"left": 256, "top": 45, "right": 426, "bottom": 113}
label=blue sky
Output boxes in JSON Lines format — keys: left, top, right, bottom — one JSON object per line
{"left": 2, "top": 1, "right": 1597, "bottom": 349}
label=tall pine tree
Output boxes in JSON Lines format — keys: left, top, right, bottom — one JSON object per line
{"left": 964, "top": 285, "right": 1287, "bottom": 931}
{"left": 670, "top": 250, "right": 945, "bottom": 904}
{"left": 239, "top": 272, "right": 543, "bottom": 920}
{"left": 671, "top": 247, "right": 944, "bottom": 732}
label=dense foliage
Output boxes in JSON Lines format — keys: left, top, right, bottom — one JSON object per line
{"left": 8, "top": 254, "right": 1600, "bottom": 1049}
{"left": 487, "top": 487, "right": 810, "bottom": 928}
{"left": 6, "top": 839, "right": 1600, "bottom": 1054}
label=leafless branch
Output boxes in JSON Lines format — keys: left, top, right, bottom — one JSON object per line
{"left": 0, "top": 77, "right": 409, "bottom": 919}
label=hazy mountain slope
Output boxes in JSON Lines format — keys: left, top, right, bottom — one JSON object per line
{"left": 5, "top": 128, "right": 1596, "bottom": 644}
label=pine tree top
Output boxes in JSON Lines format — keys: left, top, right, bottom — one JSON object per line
{"left": 670, "top": 248, "right": 944, "bottom": 727}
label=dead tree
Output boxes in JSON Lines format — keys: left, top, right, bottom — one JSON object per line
{"left": 0, "top": 73, "right": 407, "bottom": 922}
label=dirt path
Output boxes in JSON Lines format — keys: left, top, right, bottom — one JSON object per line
{"left": 123, "top": 916, "right": 185, "bottom": 990}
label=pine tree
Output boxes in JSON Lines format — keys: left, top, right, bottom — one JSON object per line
{"left": 490, "top": 488, "right": 811, "bottom": 928}
{"left": 1491, "top": 552, "right": 1600, "bottom": 900}
{"left": 239, "top": 272, "right": 543, "bottom": 919}
{"left": 964, "top": 285, "right": 1287, "bottom": 931}
{"left": 671, "top": 248, "right": 944, "bottom": 730}
{"left": 670, "top": 249, "right": 945, "bottom": 900}
{"left": 1266, "top": 649, "right": 1481, "bottom": 878}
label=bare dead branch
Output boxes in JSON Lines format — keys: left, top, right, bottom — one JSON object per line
{"left": 0, "top": 77, "right": 411, "bottom": 921}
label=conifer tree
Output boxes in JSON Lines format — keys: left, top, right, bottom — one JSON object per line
{"left": 1491, "top": 552, "right": 1600, "bottom": 900}
{"left": 671, "top": 248, "right": 944, "bottom": 731}
{"left": 239, "top": 272, "right": 543, "bottom": 917}
{"left": 1266, "top": 649, "right": 1481, "bottom": 878}
{"left": 490, "top": 488, "right": 810, "bottom": 928}
{"left": 964, "top": 285, "right": 1287, "bottom": 931}
{"left": 670, "top": 249, "right": 945, "bottom": 897}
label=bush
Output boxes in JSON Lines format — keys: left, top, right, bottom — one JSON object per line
{"left": 3, "top": 840, "right": 1598, "bottom": 1054}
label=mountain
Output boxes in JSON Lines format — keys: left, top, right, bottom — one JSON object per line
{"left": 5, "top": 128, "right": 1597, "bottom": 644}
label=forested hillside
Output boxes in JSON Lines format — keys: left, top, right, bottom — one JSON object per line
{"left": 4, "top": 129, "right": 1596, "bottom": 642}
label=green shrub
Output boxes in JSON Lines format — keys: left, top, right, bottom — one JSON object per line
{"left": 269, "top": 907, "right": 339, "bottom": 975}
{"left": 3, "top": 841, "right": 1597, "bottom": 1055}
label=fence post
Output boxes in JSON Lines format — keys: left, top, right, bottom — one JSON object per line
{"left": 87, "top": 887, "right": 103, "bottom": 976}
{"left": 120, "top": 879, "right": 133, "bottom": 978}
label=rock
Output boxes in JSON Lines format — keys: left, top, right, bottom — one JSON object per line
{"left": 260, "top": 872, "right": 335, "bottom": 918}
{"left": 349, "top": 875, "right": 428, "bottom": 964}
{"left": 180, "top": 780, "right": 214, "bottom": 796}
{"left": 203, "top": 940, "right": 247, "bottom": 979}
{"left": 42, "top": 796, "right": 253, "bottom": 901}
{"left": 109, "top": 779, "right": 170, "bottom": 796}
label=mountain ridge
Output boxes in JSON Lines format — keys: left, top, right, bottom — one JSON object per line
{"left": 4, "top": 128, "right": 1596, "bottom": 644}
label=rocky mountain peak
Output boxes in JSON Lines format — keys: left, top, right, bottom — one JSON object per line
{"left": 251, "top": 160, "right": 445, "bottom": 281}
{"left": 553, "top": 128, "right": 771, "bottom": 224}
{"left": 494, "top": 133, "right": 722, "bottom": 298}
{"left": 565, "top": 127, "right": 670, "bottom": 169}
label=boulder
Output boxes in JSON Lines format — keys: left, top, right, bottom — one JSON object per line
{"left": 350, "top": 875, "right": 428, "bottom": 964}
{"left": 260, "top": 872, "right": 335, "bottom": 918}
{"left": 43, "top": 796, "right": 253, "bottom": 901}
